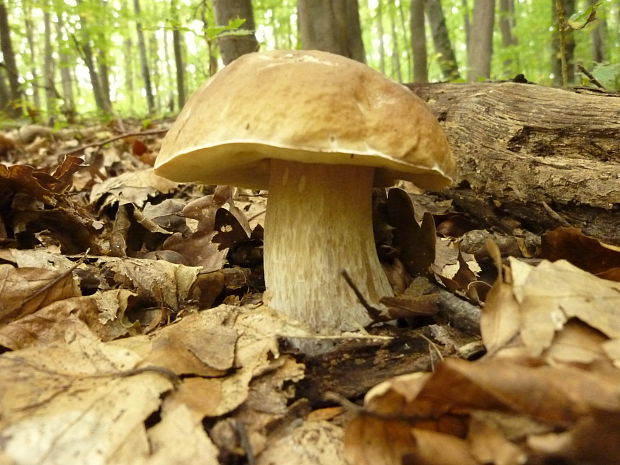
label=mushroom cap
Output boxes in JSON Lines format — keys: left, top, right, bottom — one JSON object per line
{"left": 155, "top": 49, "right": 456, "bottom": 189}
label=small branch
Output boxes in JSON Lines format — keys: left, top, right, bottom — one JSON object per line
{"left": 59, "top": 128, "right": 169, "bottom": 157}
{"left": 577, "top": 64, "right": 606, "bottom": 90}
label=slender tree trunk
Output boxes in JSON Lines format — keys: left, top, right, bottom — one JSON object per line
{"left": 0, "top": 65, "right": 9, "bottom": 111}
{"left": 498, "top": 0, "right": 518, "bottom": 76}
{"left": 410, "top": 0, "right": 428, "bottom": 83}
{"left": 124, "top": 38, "right": 134, "bottom": 110}
{"left": 171, "top": 0, "right": 185, "bottom": 109}
{"left": 425, "top": 0, "right": 460, "bottom": 81}
{"left": 0, "top": 0, "right": 22, "bottom": 116}
{"left": 551, "top": 0, "right": 576, "bottom": 86}
{"left": 200, "top": 0, "right": 219, "bottom": 77}
{"left": 97, "top": 0, "right": 111, "bottom": 109}
{"left": 134, "top": 0, "right": 155, "bottom": 113}
{"left": 43, "top": 8, "right": 57, "bottom": 119}
{"left": 149, "top": 35, "right": 161, "bottom": 110}
{"left": 462, "top": 0, "right": 471, "bottom": 54}
{"left": 397, "top": 1, "right": 412, "bottom": 81}
{"left": 589, "top": 0, "right": 605, "bottom": 63}
{"left": 468, "top": 0, "right": 495, "bottom": 81}
{"left": 376, "top": 0, "right": 386, "bottom": 73}
{"left": 213, "top": 0, "right": 259, "bottom": 65}
{"left": 388, "top": 2, "right": 402, "bottom": 81}
{"left": 297, "top": 0, "right": 365, "bottom": 63}
{"left": 56, "top": 14, "right": 75, "bottom": 120}
{"left": 75, "top": 6, "right": 111, "bottom": 114}
{"left": 24, "top": 13, "right": 41, "bottom": 112}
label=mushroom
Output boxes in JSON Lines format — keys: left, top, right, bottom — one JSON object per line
{"left": 155, "top": 50, "right": 456, "bottom": 338}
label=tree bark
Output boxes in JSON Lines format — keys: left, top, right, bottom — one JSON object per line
{"left": 213, "top": 0, "right": 259, "bottom": 65}
{"left": 408, "top": 82, "right": 620, "bottom": 245}
{"left": 133, "top": 0, "right": 155, "bottom": 114}
{"left": 410, "top": 0, "right": 427, "bottom": 83}
{"left": 0, "top": 0, "right": 21, "bottom": 116}
{"left": 297, "top": 0, "right": 365, "bottom": 63}
{"left": 468, "top": 0, "right": 495, "bottom": 81}
{"left": 425, "top": 0, "right": 460, "bottom": 81}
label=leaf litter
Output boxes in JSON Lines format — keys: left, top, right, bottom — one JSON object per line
{"left": 1, "top": 122, "right": 619, "bottom": 464}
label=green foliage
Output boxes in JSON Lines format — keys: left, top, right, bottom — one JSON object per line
{"left": 568, "top": 2, "right": 602, "bottom": 31}
{"left": 3, "top": 0, "right": 619, "bottom": 121}
{"left": 592, "top": 63, "right": 620, "bottom": 90}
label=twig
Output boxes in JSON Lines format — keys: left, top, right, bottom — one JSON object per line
{"left": 577, "top": 64, "right": 606, "bottom": 90}
{"left": 340, "top": 270, "right": 383, "bottom": 320}
{"left": 542, "top": 201, "right": 571, "bottom": 227}
{"left": 59, "top": 128, "right": 169, "bottom": 157}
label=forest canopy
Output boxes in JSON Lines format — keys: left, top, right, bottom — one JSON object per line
{"left": 0, "top": 0, "right": 618, "bottom": 121}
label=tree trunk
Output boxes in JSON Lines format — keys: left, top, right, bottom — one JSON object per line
{"left": 171, "top": 0, "right": 185, "bottom": 109}
{"left": 124, "top": 37, "right": 134, "bottom": 110}
{"left": 297, "top": 0, "right": 365, "bottom": 63}
{"left": 551, "top": 0, "right": 576, "bottom": 86}
{"left": 408, "top": 82, "right": 620, "bottom": 245}
{"left": 200, "top": 0, "right": 219, "bottom": 77}
{"left": 468, "top": 0, "right": 495, "bottom": 81}
{"left": 43, "top": 8, "right": 57, "bottom": 119}
{"left": 56, "top": 15, "right": 75, "bottom": 121}
{"left": 410, "top": 0, "right": 427, "bottom": 83}
{"left": 397, "top": 1, "right": 412, "bottom": 81}
{"left": 376, "top": 0, "right": 386, "bottom": 73}
{"left": 133, "top": 0, "right": 155, "bottom": 114}
{"left": 75, "top": 7, "right": 111, "bottom": 115}
{"left": 23, "top": 12, "right": 40, "bottom": 113}
{"left": 0, "top": 65, "right": 9, "bottom": 111}
{"left": 425, "top": 0, "right": 460, "bottom": 81}
{"left": 213, "top": 0, "right": 259, "bottom": 65}
{"left": 498, "top": 0, "right": 518, "bottom": 76}
{"left": 388, "top": 2, "right": 402, "bottom": 81}
{"left": 97, "top": 0, "right": 111, "bottom": 110}
{"left": 0, "top": 0, "right": 21, "bottom": 116}
{"left": 589, "top": 0, "right": 605, "bottom": 63}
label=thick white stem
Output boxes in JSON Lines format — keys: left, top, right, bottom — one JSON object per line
{"left": 264, "top": 159, "right": 394, "bottom": 334}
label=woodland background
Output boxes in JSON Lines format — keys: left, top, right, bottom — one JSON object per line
{"left": 0, "top": 0, "right": 618, "bottom": 123}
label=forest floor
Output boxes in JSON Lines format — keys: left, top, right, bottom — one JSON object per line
{"left": 1, "top": 120, "right": 619, "bottom": 465}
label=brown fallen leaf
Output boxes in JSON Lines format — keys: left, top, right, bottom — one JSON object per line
{"left": 0, "top": 264, "right": 80, "bottom": 325}
{"left": 542, "top": 227, "right": 620, "bottom": 281}
{"left": 0, "top": 290, "right": 132, "bottom": 350}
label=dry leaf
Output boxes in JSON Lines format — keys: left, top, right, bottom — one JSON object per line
{"left": 0, "top": 264, "right": 80, "bottom": 325}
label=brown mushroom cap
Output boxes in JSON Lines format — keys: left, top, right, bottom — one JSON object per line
{"left": 154, "top": 49, "right": 456, "bottom": 189}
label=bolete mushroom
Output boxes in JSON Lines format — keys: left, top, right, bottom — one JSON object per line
{"left": 155, "top": 50, "right": 455, "bottom": 338}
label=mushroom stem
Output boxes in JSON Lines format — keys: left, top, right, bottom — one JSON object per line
{"left": 264, "top": 158, "right": 394, "bottom": 333}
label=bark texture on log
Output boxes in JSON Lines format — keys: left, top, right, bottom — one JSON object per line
{"left": 407, "top": 82, "right": 620, "bottom": 244}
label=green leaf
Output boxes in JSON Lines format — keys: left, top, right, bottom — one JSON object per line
{"left": 592, "top": 63, "right": 620, "bottom": 91}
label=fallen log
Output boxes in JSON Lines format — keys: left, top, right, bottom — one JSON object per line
{"left": 408, "top": 82, "right": 620, "bottom": 245}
